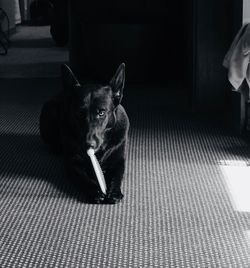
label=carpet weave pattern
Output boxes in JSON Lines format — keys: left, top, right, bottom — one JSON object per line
{"left": 0, "top": 80, "right": 250, "bottom": 267}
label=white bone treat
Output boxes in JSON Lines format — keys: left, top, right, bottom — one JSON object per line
{"left": 87, "top": 148, "right": 107, "bottom": 195}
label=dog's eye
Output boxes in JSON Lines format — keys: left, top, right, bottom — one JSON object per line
{"left": 97, "top": 110, "right": 106, "bottom": 117}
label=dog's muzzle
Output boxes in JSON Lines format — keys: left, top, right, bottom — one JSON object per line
{"left": 86, "top": 131, "right": 104, "bottom": 151}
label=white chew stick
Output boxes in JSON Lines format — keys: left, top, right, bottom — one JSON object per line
{"left": 87, "top": 148, "right": 107, "bottom": 195}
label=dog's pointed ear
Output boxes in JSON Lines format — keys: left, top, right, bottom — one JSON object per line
{"left": 110, "top": 63, "right": 125, "bottom": 105}
{"left": 61, "top": 64, "right": 81, "bottom": 91}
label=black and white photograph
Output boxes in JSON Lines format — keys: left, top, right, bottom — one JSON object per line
{"left": 0, "top": 0, "right": 250, "bottom": 267}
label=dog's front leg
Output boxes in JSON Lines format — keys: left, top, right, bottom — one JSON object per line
{"left": 64, "top": 154, "right": 106, "bottom": 204}
{"left": 105, "top": 158, "right": 125, "bottom": 204}
{"left": 103, "top": 142, "right": 126, "bottom": 204}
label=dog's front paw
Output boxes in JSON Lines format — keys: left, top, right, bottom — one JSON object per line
{"left": 105, "top": 190, "right": 124, "bottom": 204}
{"left": 87, "top": 190, "right": 106, "bottom": 204}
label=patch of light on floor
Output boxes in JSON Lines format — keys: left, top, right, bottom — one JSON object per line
{"left": 246, "top": 231, "right": 250, "bottom": 248}
{"left": 220, "top": 160, "right": 250, "bottom": 213}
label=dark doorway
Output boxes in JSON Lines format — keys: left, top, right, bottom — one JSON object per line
{"left": 69, "top": 1, "right": 193, "bottom": 97}
{"left": 69, "top": 0, "right": 243, "bottom": 113}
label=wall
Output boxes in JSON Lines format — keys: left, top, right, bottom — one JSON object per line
{"left": 242, "top": 0, "right": 250, "bottom": 23}
{"left": 0, "top": 0, "right": 16, "bottom": 30}
{"left": 193, "top": 0, "right": 243, "bottom": 113}
{"left": 69, "top": 1, "right": 189, "bottom": 85}
{"left": 0, "top": 0, "right": 19, "bottom": 31}
{"left": 243, "top": 0, "right": 250, "bottom": 23}
{"left": 19, "top": 0, "right": 31, "bottom": 21}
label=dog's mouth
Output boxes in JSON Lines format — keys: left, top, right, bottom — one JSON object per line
{"left": 87, "top": 141, "right": 98, "bottom": 150}
{"left": 86, "top": 138, "right": 102, "bottom": 153}
{"left": 85, "top": 130, "right": 105, "bottom": 153}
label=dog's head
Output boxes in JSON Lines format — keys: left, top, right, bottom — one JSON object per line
{"left": 61, "top": 63, "right": 126, "bottom": 152}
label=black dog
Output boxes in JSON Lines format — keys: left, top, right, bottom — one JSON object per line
{"left": 39, "top": 63, "right": 129, "bottom": 204}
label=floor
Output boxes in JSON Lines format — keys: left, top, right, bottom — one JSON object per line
{"left": 0, "top": 25, "right": 250, "bottom": 268}
{"left": 0, "top": 25, "right": 68, "bottom": 78}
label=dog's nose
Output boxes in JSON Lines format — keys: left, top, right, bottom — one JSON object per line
{"left": 87, "top": 140, "right": 97, "bottom": 149}
{"left": 86, "top": 132, "right": 100, "bottom": 150}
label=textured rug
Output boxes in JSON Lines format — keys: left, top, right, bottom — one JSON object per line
{"left": 0, "top": 78, "right": 250, "bottom": 267}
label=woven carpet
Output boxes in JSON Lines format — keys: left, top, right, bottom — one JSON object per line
{"left": 0, "top": 78, "right": 250, "bottom": 267}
